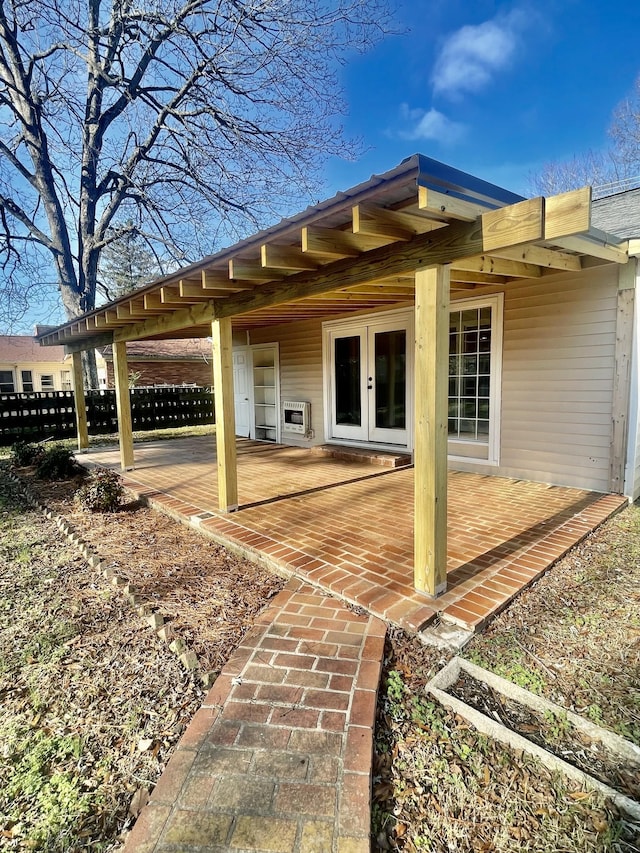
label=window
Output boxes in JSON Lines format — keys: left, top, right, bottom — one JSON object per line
{"left": 40, "top": 374, "right": 55, "bottom": 391}
{"left": 448, "top": 295, "right": 502, "bottom": 464}
{"left": 21, "top": 370, "right": 34, "bottom": 392}
{"left": 0, "top": 370, "right": 15, "bottom": 393}
{"left": 60, "top": 370, "right": 72, "bottom": 391}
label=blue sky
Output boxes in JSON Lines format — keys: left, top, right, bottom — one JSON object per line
{"left": 324, "top": 0, "right": 640, "bottom": 197}
{"left": 10, "top": 0, "right": 640, "bottom": 333}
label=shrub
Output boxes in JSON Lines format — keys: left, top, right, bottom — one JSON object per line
{"left": 10, "top": 441, "right": 45, "bottom": 467}
{"left": 75, "top": 467, "right": 124, "bottom": 512}
{"left": 35, "top": 445, "right": 77, "bottom": 480}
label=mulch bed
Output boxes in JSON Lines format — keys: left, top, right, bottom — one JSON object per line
{"left": 11, "top": 463, "right": 286, "bottom": 674}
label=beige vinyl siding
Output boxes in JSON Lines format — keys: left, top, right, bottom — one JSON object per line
{"left": 451, "top": 266, "right": 619, "bottom": 492}
{"left": 249, "top": 319, "right": 325, "bottom": 446}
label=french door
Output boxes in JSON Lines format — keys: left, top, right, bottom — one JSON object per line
{"left": 327, "top": 314, "right": 410, "bottom": 446}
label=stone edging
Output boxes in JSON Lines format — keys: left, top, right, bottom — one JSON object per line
{"left": 6, "top": 468, "right": 216, "bottom": 687}
{"left": 427, "top": 656, "right": 640, "bottom": 821}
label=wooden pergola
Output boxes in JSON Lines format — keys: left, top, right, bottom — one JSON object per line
{"left": 38, "top": 155, "right": 630, "bottom": 597}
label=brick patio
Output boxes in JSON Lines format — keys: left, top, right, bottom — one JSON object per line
{"left": 85, "top": 437, "right": 626, "bottom": 634}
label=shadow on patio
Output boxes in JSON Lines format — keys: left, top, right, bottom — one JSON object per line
{"left": 84, "top": 437, "right": 626, "bottom": 635}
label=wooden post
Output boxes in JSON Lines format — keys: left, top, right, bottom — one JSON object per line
{"left": 414, "top": 265, "right": 449, "bottom": 596}
{"left": 70, "top": 351, "right": 89, "bottom": 451}
{"left": 112, "top": 341, "right": 134, "bottom": 470}
{"left": 211, "top": 318, "right": 238, "bottom": 511}
{"left": 610, "top": 260, "right": 636, "bottom": 493}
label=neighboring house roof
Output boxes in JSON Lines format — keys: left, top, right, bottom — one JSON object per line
{"left": 98, "top": 339, "right": 211, "bottom": 361}
{"left": 0, "top": 335, "right": 66, "bottom": 364}
{"left": 592, "top": 188, "right": 640, "bottom": 239}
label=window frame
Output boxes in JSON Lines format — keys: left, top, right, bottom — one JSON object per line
{"left": 447, "top": 293, "right": 503, "bottom": 466}
{"left": 0, "top": 370, "right": 15, "bottom": 393}
{"left": 21, "top": 370, "right": 34, "bottom": 392}
{"left": 39, "top": 373, "right": 56, "bottom": 392}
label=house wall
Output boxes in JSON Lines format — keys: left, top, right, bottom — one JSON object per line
{"left": 0, "top": 361, "right": 73, "bottom": 392}
{"left": 105, "top": 359, "right": 213, "bottom": 388}
{"left": 249, "top": 320, "right": 325, "bottom": 447}
{"left": 247, "top": 265, "right": 620, "bottom": 491}
{"left": 453, "top": 265, "right": 618, "bottom": 492}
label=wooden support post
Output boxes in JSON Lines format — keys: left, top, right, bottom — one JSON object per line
{"left": 610, "top": 260, "right": 636, "bottom": 493}
{"left": 211, "top": 318, "right": 238, "bottom": 512}
{"left": 414, "top": 265, "right": 449, "bottom": 596}
{"left": 70, "top": 351, "right": 89, "bottom": 452}
{"left": 112, "top": 341, "right": 134, "bottom": 471}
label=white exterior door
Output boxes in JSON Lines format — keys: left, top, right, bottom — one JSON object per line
{"left": 232, "top": 348, "right": 251, "bottom": 438}
{"left": 326, "top": 311, "right": 411, "bottom": 447}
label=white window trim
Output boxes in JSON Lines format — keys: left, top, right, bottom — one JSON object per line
{"left": 321, "top": 300, "right": 503, "bottom": 463}
{"left": 0, "top": 369, "right": 16, "bottom": 393}
{"left": 322, "top": 307, "right": 414, "bottom": 451}
{"left": 447, "top": 293, "right": 503, "bottom": 466}
{"left": 39, "top": 373, "right": 56, "bottom": 391}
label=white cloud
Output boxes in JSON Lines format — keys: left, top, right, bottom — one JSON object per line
{"left": 432, "top": 9, "right": 527, "bottom": 98}
{"left": 399, "top": 105, "right": 466, "bottom": 145}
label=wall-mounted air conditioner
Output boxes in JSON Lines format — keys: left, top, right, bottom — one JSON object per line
{"left": 282, "top": 401, "right": 311, "bottom": 437}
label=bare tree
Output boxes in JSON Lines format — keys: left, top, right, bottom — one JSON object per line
{"left": 0, "top": 0, "right": 392, "bottom": 385}
{"left": 530, "top": 75, "right": 640, "bottom": 197}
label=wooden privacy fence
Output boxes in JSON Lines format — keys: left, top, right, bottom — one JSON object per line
{"left": 0, "top": 386, "right": 215, "bottom": 445}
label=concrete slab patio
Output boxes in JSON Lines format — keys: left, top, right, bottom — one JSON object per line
{"left": 84, "top": 436, "right": 626, "bottom": 635}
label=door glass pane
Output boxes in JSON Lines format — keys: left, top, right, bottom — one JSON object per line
{"left": 374, "top": 330, "right": 406, "bottom": 430}
{"left": 335, "top": 336, "right": 361, "bottom": 426}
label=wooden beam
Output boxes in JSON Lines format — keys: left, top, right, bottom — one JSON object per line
{"left": 63, "top": 331, "right": 114, "bottom": 354}
{"left": 352, "top": 203, "right": 414, "bottom": 241}
{"left": 419, "top": 186, "right": 493, "bottom": 222}
{"left": 160, "top": 285, "right": 207, "bottom": 305}
{"left": 301, "top": 225, "right": 389, "bottom": 258}
{"left": 229, "top": 258, "right": 284, "bottom": 283}
{"left": 112, "top": 341, "right": 134, "bottom": 471}
{"left": 482, "top": 197, "right": 544, "bottom": 252}
{"left": 202, "top": 269, "right": 241, "bottom": 290}
{"left": 179, "top": 280, "right": 218, "bottom": 301}
{"left": 217, "top": 219, "right": 483, "bottom": 319}
{"left": 544, "top": 186, "right": 591, "bottom": 241}
{"left": 489, "top": 244, "right": 582, "bottom": 272}
{"left": 414, "top": 265, "right": 449, "bottom": 596}
{"left": 211, "top": 318, "right": 238, "bottom": 512}
{"left": 70, "top": 351, "right": 88, "bottom": 451}
{"left": 114, "top": 301, "right": 218, "bottom": 343}
{"left": 261, "top": 243, "right": 319, "bottom": 271}
{"left": 449, "top": 269, "right": 509, "bottom": 286}
{"left": 454, "top": 254, "right": 542, "bottom": 278}
{"left": 552, "top": 231, "right": 628, "bottom": 264}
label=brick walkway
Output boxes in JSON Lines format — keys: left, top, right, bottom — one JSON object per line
{"left": 124, "top": 579, "right": 385, "bottom": 853}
